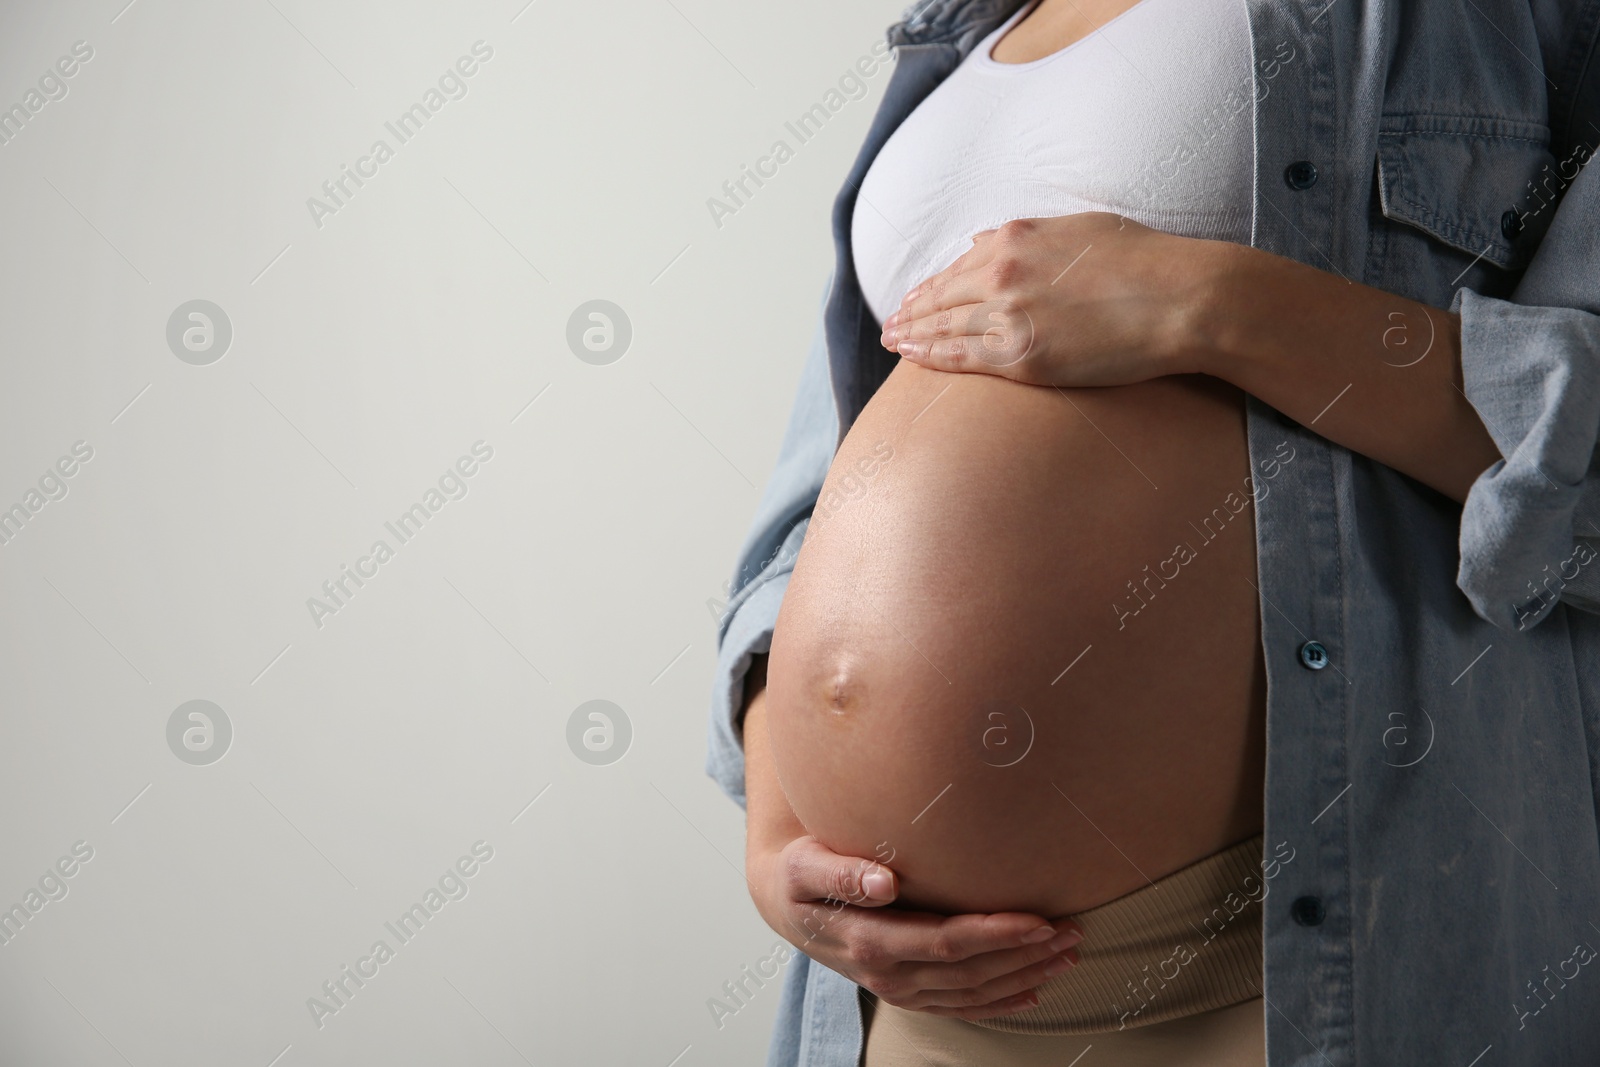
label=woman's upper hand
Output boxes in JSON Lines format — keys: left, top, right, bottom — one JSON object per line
{"left": 748, "top": 833, "right": 1082, "bottom": 1020}
{"left": 880, "top": 212, "right": 1225, "bottom": 388}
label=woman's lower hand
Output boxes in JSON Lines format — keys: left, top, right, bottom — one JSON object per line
{"left": 748, "top": 833, "right": 1082, "bottom": 1019}
{"left": 880, "top": 212, "right": 1226, "bottom": 387}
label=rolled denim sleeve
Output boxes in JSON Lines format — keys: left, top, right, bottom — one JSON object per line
{"left": 706, "top": 279, "right": 840, "bottom": 808}
{"left": 1453, "top": 143, "right": 1600, "bottom": 631}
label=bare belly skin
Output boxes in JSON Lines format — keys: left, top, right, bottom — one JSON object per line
{"left": 764, "top": 360, "right": 1268, "bottom": 917}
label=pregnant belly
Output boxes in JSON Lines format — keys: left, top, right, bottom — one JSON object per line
{"left": 765, "top": 361, "right": 1268, "bottom": 917}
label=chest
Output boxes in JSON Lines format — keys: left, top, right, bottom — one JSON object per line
{"left": 849, "top": 0, "right": 1255, "bottom": 323}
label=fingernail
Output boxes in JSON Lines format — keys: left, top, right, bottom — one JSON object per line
{"left": 1044, "top": 954, "right": 1074, "bottom": 977}
{"left": 883, "top": 311, "right": 900, "bottom": 330}
{"left": 861, "top": 868, "right": 894, "bottom": 900}
{"left": 1021, "top": 925, "right": 1056, "bottom": 944}
{"left": 1048, "top": 930, "right": 1083, "bottom": 952}
{"left": 898, "top": 341, "right": 921, "bottom": 357}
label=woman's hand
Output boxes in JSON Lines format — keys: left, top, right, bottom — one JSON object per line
{"left": 879, "top": 210, "right": 1498, "bottom": 499}
{"left": 747, "top": 833, "right": 1083, "bottom": 1020}
{"left": 740, "top": 666, "right": 1081, "bottom": 1020}
{"left": 880, "top": 212, "right": 1221, "bottom": 387}
{"left": 876, "top": 212, "right": 1497, "bottom": 505}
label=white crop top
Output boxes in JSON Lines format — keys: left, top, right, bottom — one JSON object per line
{"left": 851, "top": 0, "right": 1254, "bottom": 327}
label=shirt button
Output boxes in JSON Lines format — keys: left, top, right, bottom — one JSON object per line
{"left": 1298, "top": 641, "right": 1329, "bottom": 670}
{"left": 1501, "top": 208, "right": 1524, "bottom": 239}
{"left": 1291, "top": 895, "right": 1326, "bottom": 926}
{"left": 1284, "top": 160, "right": 1319, "bottom": 190}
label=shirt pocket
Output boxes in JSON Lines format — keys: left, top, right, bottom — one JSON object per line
{"left": 1365, "top": 116, "right": 1557, "bottom": 301}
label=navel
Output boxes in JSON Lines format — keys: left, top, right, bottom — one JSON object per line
{"left": 820, "top": 659, "right": 865, "bottom": 717}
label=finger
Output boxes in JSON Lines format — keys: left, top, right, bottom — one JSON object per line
{"left": 887, "top": 301, "right": 990, "bottom": 350}
{"left": 931, "top": 229, "right": 1001, "bottom": 288}
{"left": 836, "top": 908, "right": 1065, "bottom": 966}
{"left": 894, "top": 232, "right": 1002, "bottom": 317}
{"left": 896, "top": 307, "right": 1035, "bottom": 373}
{"left": 887, "top": 265, "right": 985, "bottom": 332}
{"left": 933, "top": 988, "right": 1045, "bottom": 1021}
{"left": 898, "top": 922, "right": 1083, "bottom": 994}
{"left": 909, "top": 941, "right": 1080, "bottom": 1011}
{"left": 882, "top": 234, "right": 999, "bottom": 336}
{"left": 781, "top": 836, "right": 899, "bottom": 908}
{"left": 932, "top": 228, "right": 1000, "bottom": 288}
{"left": 887, "top": 273, "right": 997, "bottom": 345}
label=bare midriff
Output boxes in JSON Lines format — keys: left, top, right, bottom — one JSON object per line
{"left": 764, "top": 360, "right": 1269, "bottom": 917}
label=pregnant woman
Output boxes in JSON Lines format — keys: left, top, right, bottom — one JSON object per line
{"left": 708, "top": 2, "right": 1600, "bottom": 1066}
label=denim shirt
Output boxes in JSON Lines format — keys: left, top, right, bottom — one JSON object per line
{"left": 707, "top": 2, "right": 1600, "bottom": 1064}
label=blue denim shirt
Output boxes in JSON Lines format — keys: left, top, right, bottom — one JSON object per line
{"left": 707, "top": 2, "right": 1600, "bottom": 1064}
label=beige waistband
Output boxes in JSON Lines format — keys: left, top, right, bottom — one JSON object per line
{"left": 974, "top": 833, "right": 1266, "bottom": 1035}
{"left": 863, "top": 992, "right": 1264, "bottom": 1067}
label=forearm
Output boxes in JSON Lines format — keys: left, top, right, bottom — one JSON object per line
{"left": 1189, "top": 240, "right": 1502, "bottom": 503}
{"left": 741, "top": 655, "right": 810, "bottom": 866}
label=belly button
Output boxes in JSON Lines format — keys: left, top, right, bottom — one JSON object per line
{"left": 823, "top": 670, "right": 859, "bottom": 716}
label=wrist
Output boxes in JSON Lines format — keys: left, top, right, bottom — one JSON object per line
{"left": 746, "top": 810, "right": 794, "bottom": 867}
{"left": 745, "top": 833, "right": 779, "bottom": 907}
{"left": 1173, "top": 238, "right": 1264, "bottom": 381}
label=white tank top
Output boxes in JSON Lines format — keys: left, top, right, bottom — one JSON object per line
{"left": 851, "top": 0, "right": 1254, "bottom": 327}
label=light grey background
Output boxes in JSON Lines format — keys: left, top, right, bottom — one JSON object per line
{"left": 0, "top": 1, "right": 903, "bottom": 1063}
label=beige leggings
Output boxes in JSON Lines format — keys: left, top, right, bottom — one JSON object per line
{"left": 863, "top": 834, "right": 1268, "bottom": 1067}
